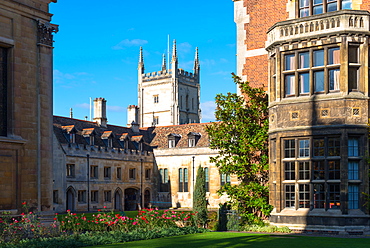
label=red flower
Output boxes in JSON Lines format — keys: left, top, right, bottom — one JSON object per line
{"left": 22, "top": 202, "right": 27, "bottom": 205}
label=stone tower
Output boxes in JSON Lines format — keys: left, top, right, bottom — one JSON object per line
{"left": 128, "top": 41, "right": 201, "bottom": 127}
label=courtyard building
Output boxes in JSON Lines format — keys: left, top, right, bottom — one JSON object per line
{"left": 0, "top": 0, "right": 57, "bottom": 216}
{"left": 234, "top": 0, "right": 370, "bottom": 233}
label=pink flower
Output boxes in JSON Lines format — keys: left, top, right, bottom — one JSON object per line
{"left": 133, "top": 221, "right": 138, "bottom": 225}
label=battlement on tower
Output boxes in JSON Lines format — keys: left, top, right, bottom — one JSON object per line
{"left": 141, "top": 68, "right": 198, "bottom": 83}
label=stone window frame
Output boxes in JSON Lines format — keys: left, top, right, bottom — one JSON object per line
{"left": 153, "top": 94, "right": 159, "bottom": 104}
{"left": 66, "top": 164, "right": 75, "bottom": 178}
{"left": 91, "top": 190, "right": 98, "bottom": 203}
{"left": 159, "top": 168, "right": 169, "bottom": 192}
{"left": 90, "top": 165, "right": 99, "bottom": 179}
{"left": 116, "top": 167, "right": 122, "bottom": 180}
{"left": 129, "top": 168, "right": 136, "bottom": 180}
{"left": 104, "top": 190, "right": 112, "bottom": 202}
{"left": 282, "top": 138, "right": 312, "bottom": 209}
{"left": 178, "top": 168, "right": 189, "bottom": 192}
{"left": 104, "top": 166, "right": 111, "bottom": 179}
{"left": 145, "top": 168, "right": 151, "bottom": 180}
{"left": 220, "top": 173, "right": 231, "bottom": 186}
{"left": 78, "top": 190, "right": 87, "bottom": 203}
{"left": 297, "top": 0, "right": 352, "bottom": 18}
{"left": 0, "top": 47, "right": 8, "bottom": 137}
{"left": 282, "top": 45, "right": 340, "bottom": 98}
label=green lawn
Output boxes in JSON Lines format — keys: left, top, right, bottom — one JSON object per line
{"left": 89, "top": 232, "right": 370, "bottom": 248}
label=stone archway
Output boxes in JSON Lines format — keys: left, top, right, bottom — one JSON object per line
{"left": 124, "top": 188, "right": 139, "bottom": 211}
{"left": 66, "top": 187, "right": 75, "bottom": 211}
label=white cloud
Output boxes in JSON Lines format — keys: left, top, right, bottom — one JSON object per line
{"left": 212, "top": 70, "right": 231, "bottom": 76}
{"left": 201, "top": 101, "right": 216, "bottom": 122}
{"left": 75, "top": 103, "right": 90, "bottom": 109}
{"left": 53, "top": 69, "right": 95, "bottom": 89}
{"left": 112, "top": 39, "right": 148, "bottom": 50}
{"left": 177, "top": 42, "right": 192, "bottom": 54}
{"left": 107, "top": 105, "right": 125, "bottom": 112}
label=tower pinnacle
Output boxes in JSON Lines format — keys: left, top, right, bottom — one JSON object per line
{"left": 138, "top": 47, "right": 145, "bottom": 73}
{"left": 162, "top": 54, "right": 166, "bottom": 71}
{"left": 194, "top": 47, "right": 200, "bottom": 73}
{"left": 171, "top": 40, "right": 177, "bottom": 63}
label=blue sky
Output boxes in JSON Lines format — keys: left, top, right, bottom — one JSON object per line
{"left": 50, "top": 1, "right": 236, "bottom": 126}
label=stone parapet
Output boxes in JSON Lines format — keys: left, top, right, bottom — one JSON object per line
{"left": 266, "top": 10, "right": 370, "bottom": 50}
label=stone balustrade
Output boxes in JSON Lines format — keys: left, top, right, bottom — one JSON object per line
{"left": 266, "top": 10, "right": 370, "bottom": 49}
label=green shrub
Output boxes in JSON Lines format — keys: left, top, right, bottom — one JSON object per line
{"left": 242, "top": 224, "right": 291, "bottom": 233}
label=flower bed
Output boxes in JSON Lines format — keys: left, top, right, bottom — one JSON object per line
{"left": 0, "top": 206, "right": 204, "bottom": 247}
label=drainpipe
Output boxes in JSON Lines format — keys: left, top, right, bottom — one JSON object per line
{"left": 87, "top": 154, "right": 90, "bottom": 212}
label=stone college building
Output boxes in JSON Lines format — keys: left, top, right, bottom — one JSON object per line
{"left": 234, "top": 0, "right": 370, "bottom": 233}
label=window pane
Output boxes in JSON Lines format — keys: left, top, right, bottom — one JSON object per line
{"left": 300, "top": 0, "right": 309, "bottom": 7}
{"left": 299, "top": 139, "right": 310, "bottom": 157}
{"left": 313, "top": 50, "right": 324, "bottom": 67}
{"left": 328, "top": 184, "right": 340, "bottom": 209}
{"left": 313, "top": 161, "right": 325, "bottom": 180}
{"left": 328, "top": 48, "right": 340, "bottom": 64}
{"left": 327, "top": 1, "right": 338, "bottom": 12}
{"left": 285, "top": 184, "right": 295, "bottom": 208}
{"left": 285, "top": 54, "right": 295, "bottom": 70}
{"left": 314, "top": 183, "right": 325, "bottom": 208}
{"left": 285, "top": 75, "right": 295, "bottom": 95}
{"left": 313, "top": 138, "right": 325, "bottom": 157}
{"left": 349, "top": 67, "right": 358, "bottom": 90}
{"left": 0, "top": 48, "right": 7, "bottom": 137}
{"left": 299, "top": 52, "right": 309, "bottom": 69}
{"left": 328, "top": 138, "right": 340, "bottom": 156}
{"left": 299, "top": 162, "right": 310, "bottom": 180}
{"left": 348, "top": 185, "right": 359, "bottom": 209}
{"left": 342, "top": 0, "right": 352, "bottom": 9}
{"left": 285, "top": 162, "right": 296, "bottom": 180}
{"left": 299, "top": 73, "right": 310, "bottom": 94}
{"left": 314, "top": 70, "right": 324, "bottom": 92}
{"left": 284, "top": 139, "right": 295, "bottom": 158}
{"left": 349, "top": 46, "right": 358, "bottom": 63}
{"left": 348, "top": 138, "right": 359, "bottom": 156}
{"left": 348, "top": 161, "right": 359, "bottom": 180}
{"left": 329, "top": 69, "right": 340, "bottom": 91}
{"left": 328, "top": 160, "right": 340, "bottom": 180}
{"left": 299, "top": 184, "right": 310, "bottom": 208}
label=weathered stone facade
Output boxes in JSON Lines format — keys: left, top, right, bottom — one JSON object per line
{"left": 234, "top": 0, "right": 370, "bottom": 233}
{"left": 0, "top": 0, "right": 56, "bottom": 214}
{"left": 150, "top": 123, "right": 236, "bottom": 209}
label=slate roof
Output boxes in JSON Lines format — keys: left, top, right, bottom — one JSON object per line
{"left": 53, "top": 116, "right": 212, "bottom": 150}
{"left": 53, "top": 116, "right": 154, "bottom": 151}
{"left": 149, "top": 122, "right": 211, "bottom": 149}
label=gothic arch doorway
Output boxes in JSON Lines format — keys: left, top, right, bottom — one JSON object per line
{"left": 144, "top": 189, "right": 150, "bottom": 208}
{"left": 114, "top": 188, "right": 123, "bottom": 211}
{"left": 124, "top": 188, "right": 138, "bottom": 211}
{"left": 66, "top": 187, "right": 76, "bottom": 211}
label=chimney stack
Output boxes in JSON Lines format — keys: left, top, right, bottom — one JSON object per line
{"left": 93, "top": 97, "right": 107, "bottom": 128}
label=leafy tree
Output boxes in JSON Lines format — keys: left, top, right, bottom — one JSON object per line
{"left": 193, "top": 165, "right": 208, "bottom": 227}
{"left": 206, "top": 74, "right": 272, "bottom": 225}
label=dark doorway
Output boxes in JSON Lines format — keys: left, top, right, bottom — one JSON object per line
{"left": 144, "top": 190, "right": 150, "bottom": 208}
{"left": 66, "top": 188, "right": 75, "bottom": 211}
{"left": 124, "top": 188, "right": 138, "bottom": 211}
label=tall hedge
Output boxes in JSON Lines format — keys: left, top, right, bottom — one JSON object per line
{"left": 193, "top": 165, "right": 208, "bottom": 227}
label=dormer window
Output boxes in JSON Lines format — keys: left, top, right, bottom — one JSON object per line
{"left": 131, "top": 135, "right": 144, "bottom": 151}
{"left": 101, "top": 131, "right": 114, "bottom": 148}
{"left": 188, "top": 132, "right": 201, "bottom": 147}
{"left": 82, "top": 128, "right": 96, "bottom": 146}
{"left": 62, "top": 125, "right": 77, "bottom": 144}
{"left": 168, "top": 133, "right": 181, "bottom": 148}
{"left": 119, "top": 133, "right": 130, "bottom": 149}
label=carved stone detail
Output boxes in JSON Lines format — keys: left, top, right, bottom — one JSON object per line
{"left": 37, "top": 21, "right": 58, "bottom": 46}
